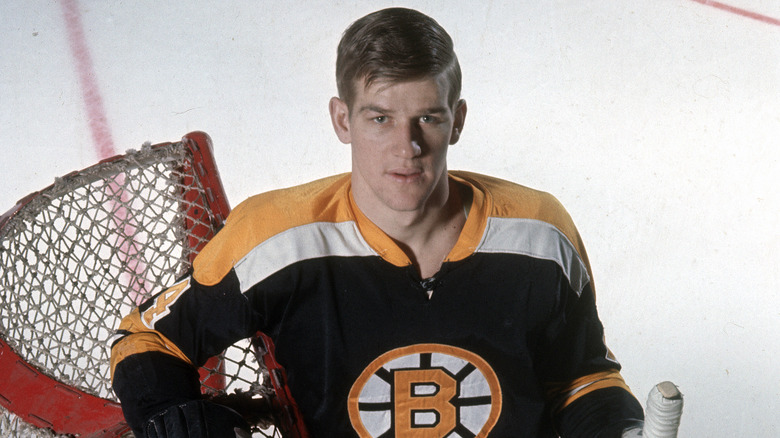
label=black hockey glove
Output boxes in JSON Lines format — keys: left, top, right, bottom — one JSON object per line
{"left": 140, "top": 399, "right": 251, "bottom": 438}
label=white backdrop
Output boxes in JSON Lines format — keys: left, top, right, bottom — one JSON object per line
{"left": 1, "top": 1, "right": 778, "bottom": 436}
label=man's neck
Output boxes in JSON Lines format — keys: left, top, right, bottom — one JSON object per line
{"left": 357, "top": 178, "right": 468, "bottom": 279}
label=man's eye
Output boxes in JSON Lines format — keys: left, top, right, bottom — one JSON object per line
{"left": 420, "top": 115, "right": 435, "bottom": 123}
{"left": 373, "top": 116, "right": 387, "bottom": 124}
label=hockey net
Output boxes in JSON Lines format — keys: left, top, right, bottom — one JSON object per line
{"left": 0, "top": 132, "right": 279, "bottom": 437}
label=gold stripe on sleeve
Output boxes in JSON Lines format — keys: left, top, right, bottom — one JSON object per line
{"left": 109, "top": 309, "right": 193, "bottom": 381}
{"left": 546, "top": 370, "right": 633, "bottom": 412}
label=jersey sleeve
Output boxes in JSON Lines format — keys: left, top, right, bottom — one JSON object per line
{"left": 537, "top": 280, "right": 644, "bottom": 436}
{"left": 531, "top": 217, "right": 644, "bottom": 435}
{"left": 110, "top": 270, "right": 258, "bottom": 372}
{"left": 109, "top": 269, "right": 261, "bottom": 431}
{"left": 109, "top": 196, "right": 270, "bottom": 432}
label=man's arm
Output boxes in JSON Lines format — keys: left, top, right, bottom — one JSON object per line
{"left": 536, "top": 280, "right": 644, "bottom": 437}
{"left": 112, "top": 350, "right": 203, "bottom": 432}
{"left": 554, "top": 386, "right": 644, "bottom": 438}
{"left": 110, "top": 272, "right": 259, "bottom": 436}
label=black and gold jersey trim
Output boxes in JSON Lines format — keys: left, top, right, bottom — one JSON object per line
{"left": 191, "top": 171, "right": 594, "bottom": 298}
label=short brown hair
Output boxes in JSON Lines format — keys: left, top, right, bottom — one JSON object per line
{"left": 336, "top": 8, "right": 462, "bottom": 109}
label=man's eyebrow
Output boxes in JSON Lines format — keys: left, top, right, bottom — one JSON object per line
{"left": 422, "top": 106, "right": 449, "bottom": 114}
{"left": 357, "top": 105, "right": 390, "bottom": 114}
{"left": 356, "top": 105, "right": 449, "bottom": 115}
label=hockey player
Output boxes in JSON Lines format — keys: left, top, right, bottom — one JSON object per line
{"left": 111, "top": 7, "right": 645, "bottom": 437}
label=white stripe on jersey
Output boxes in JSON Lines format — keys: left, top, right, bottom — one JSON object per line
{"left": 233, "top": 221, "right": 378, "bottom": 293}
{"left": 476, "top": 217, "right": 591, "bottom": 296}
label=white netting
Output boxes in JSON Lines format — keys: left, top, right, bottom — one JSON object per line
{"left": 0, "top": 141, "right": 277, "bottom": 437}
{"left": 0, "top": 413, "right": 56, "bottom": 438}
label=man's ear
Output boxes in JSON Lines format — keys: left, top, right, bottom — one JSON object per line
{"left": 329, "top": 97, "right": 352, "bottom": 144}
{"left": 449, "top": 99, "right": 467, "bottom": 145}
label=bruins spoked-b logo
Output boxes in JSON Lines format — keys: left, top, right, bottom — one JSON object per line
{"left": 348, "top": 344, "right": 502, "bottom": 437}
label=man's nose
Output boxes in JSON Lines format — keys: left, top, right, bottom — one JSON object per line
{"left": 392, "top": 122, "right": 423, "bottom": 158}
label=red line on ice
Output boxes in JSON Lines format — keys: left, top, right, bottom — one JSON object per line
{"left": 61, "top": 0, "right": 117, "bottom": 159}
{"left": 690, "top": 0, "right": 780, "bottom": 27}
{"left": 61, "top": 1, "right": 150, "bottom": 303}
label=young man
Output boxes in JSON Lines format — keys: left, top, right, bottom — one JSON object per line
{"left": 111, "top": 7, "right": 644, "bottom": 437}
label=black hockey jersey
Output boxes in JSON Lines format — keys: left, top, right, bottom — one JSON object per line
{"left": 111, "top": 171, "right": 642, "bottom": 437}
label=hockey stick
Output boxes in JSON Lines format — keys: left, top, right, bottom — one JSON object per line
{"left": 622, "top": 381, "right": 684, "bottom": 438}
{"left": 642, "top": 381, "right": 683, "bottom": 438}
{"left": 0, "top": 132, "right": 279, "bottom": 437}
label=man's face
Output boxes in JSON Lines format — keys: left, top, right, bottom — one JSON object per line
{"left": 330, "top": 75, "right": 466, "bottom": 219}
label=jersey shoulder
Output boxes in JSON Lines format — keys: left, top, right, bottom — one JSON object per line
{"left": 451, "top": 171, "right": 592, "bottom": 283}
{"left": 451, "top": 170, "right": 572, "bottom": 224}
{"left": 230, "top": 173, "right": 352, "bottom": 225}
{"left": 193, "top": 173, "right": 353, "bottom": 285}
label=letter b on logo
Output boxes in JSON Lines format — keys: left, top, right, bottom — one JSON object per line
{"left": 394, "top": 369, "right": 457, "bottom": 435}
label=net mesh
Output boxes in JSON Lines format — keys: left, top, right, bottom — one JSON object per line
{"left": 0, "top": 141, "right": 276, "bottom": 437}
